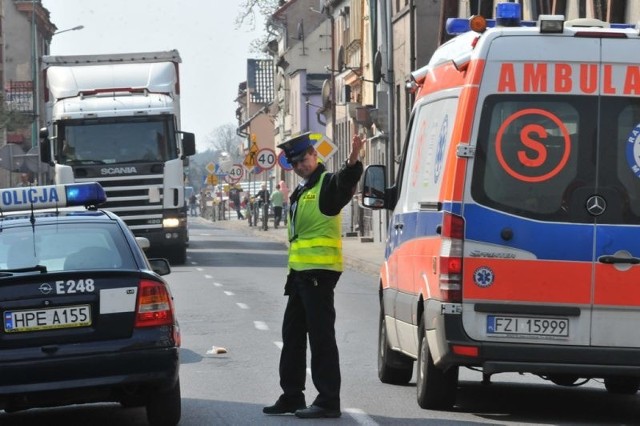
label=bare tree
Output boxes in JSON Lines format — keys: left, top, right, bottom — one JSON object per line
{"left": 235, "top": 0, "right": 283, "bottom": 54}
{"left": 205, "top": 123, "right": 245, "bottom": 163}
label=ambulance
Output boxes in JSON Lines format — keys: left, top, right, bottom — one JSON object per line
{"left": 361, "top": 2, "right": 640, "bottom": 410}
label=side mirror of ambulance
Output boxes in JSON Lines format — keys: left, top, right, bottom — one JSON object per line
{"left": 360, "top": 165, "right": 387, "bottom": 209}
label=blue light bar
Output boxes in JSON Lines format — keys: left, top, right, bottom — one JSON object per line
{"left": 0, "top": 182, "right": 106, "bottom": 212}
{"left": 496, "top": 2, "right": 521, "bottom": 27}
{"left": 446, "top": 18, "right": 536, "bottom": 35}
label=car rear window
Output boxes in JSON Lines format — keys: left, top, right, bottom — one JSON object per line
{"left": 0, "top": 222, "right": 136, "bottom": 272}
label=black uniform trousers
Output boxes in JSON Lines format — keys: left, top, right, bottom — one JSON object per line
{"left": 279, "top": 269, "right": 341, "bottom": 410}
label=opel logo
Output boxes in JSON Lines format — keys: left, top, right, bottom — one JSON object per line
{"left": 586, "top": 195, "right": 606, "bottom": 216}
{"left": 38, "top": 283, "right": 53, "bottom": 294}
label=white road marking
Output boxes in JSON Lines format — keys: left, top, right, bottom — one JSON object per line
{"left": 254, "top": 321, "right": 269, "bottom": 331}
{"left": 195, "top": 266, "right": 203, "bottom": 270}
{"left": 344, "top": 408, "right": 379, "bottom": 425}
{"left": 274, "top": 341, "right": 283, "bottom": 350}
{"left": 236, "top": 303, "right": 249, "bottom": 309}
{"left": 204, "top": 274, "right": 213, "bottom": 279}
{"left": 213, "top": 282, "right": 222, "bottom": 287}
{"left": 224, "top": 290, "right": 235, "bottom": 296}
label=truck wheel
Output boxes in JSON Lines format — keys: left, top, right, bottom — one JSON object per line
{"left": 416, "top": 317, "right": 458, "bottom": 410}
{"left": 378, "top": 309, "right": 413, "bottom": 384}
{"left": 604, "top": 377, "right": 640, "bottom": 395}
{"left": 170, "top": 246, "right": 187, "bottom": 265}
{"left": 146, "top": 379, "right": 181, "bottom": 426}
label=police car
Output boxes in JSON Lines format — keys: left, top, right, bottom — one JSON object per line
{"left": 0, "top": 182, "right": 180, "bottom": 425}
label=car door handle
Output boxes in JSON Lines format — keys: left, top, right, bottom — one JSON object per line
{"left": 598, "top": 255, "right": 640, "bottom": 265}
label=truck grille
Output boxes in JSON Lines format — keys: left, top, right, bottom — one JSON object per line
{"left": 76, "top": 175, "right": 164, "bottom": 230}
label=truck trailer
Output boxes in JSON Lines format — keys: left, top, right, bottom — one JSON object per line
{"left": 40, "top": 50, "right": 195, "bottom": 264}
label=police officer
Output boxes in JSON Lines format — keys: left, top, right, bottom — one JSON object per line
{"left": 263, "top": 132, "right": 365, "bottom": 419}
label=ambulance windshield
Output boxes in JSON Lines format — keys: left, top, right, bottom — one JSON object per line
{"left": 472, "top": 94, "right": 640, "bottom": 224}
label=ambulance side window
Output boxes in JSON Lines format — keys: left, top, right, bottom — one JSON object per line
{"left": 397, "top": 97, "right": 458, "bottom": 212}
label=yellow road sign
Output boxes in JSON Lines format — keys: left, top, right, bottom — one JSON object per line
{"left": 310, "top": 134, "right": 337, "bottom": 161}
{"left": 243, "top": 152, "right": 256, "bottom": 168}
{"left": 206, "top": 174, "right": 218, "bottom": 185}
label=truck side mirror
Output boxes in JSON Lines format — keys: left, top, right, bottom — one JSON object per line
{"left": 39, "top": 127, "right": 52, "bottom": 165}
{"left": 180, "top": 132, "right": 196, "bottom": 158}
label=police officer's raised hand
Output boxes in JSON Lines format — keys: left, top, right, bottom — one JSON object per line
{"left": 349, "top": 134, "right": 366, "bottom": 166}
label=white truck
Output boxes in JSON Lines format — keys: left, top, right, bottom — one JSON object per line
{"left": 39, "top": 50, "right": 195, "bottom": 264}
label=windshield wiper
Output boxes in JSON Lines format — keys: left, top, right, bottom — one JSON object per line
{"left": 0, "top": 265, "right": 48, "bottom": 276}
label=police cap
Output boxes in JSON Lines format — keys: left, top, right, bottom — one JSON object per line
{"left": 277, "top": 132, "right": 314, "bottom": 163}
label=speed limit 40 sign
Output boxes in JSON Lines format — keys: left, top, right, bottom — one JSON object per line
{"left": 256, "top": 148, "right": 276, "bottom": 171}
{"left": 227, "top": 164, "right": 244, "bottom": 183}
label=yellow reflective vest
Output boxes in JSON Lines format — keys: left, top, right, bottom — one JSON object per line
{"left": 288, "top": 172, "right": 343, "bottom": 272}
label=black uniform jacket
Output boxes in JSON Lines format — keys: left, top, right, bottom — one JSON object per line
{"left": 288, "top": 160, "right": 364, "bottom": 217}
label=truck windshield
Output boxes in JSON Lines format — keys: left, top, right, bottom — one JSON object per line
{"left": 56, "top": 118, "right": 177, "bottom": 165}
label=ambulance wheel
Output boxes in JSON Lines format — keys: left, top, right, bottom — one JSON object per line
{"left": 378, "top": 309, "right": 413, "bottom": 384}
{"left": 146, "top": 379, "right": 181, "bottom": 426}
{"left": 416, "top": 317, "right": 458, "bottom": 410}
{"left": 604, "top": 377, "right": 640, "bottom": 395}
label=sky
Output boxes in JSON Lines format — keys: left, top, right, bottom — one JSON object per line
{"left": 42, "top": 0, "right": 266, "bottom": 152}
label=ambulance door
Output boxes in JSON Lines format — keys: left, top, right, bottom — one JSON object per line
{"left": 385, "top": 109, "right": 420, "bottom": 355}
{"left": 590, "top": 39, "right": 640, "bottom": 347}
{"left": 461, "top": 36, "right": 602, "bottom": 347}
{"left": 400, "top": 95, "right": 459, "bottom": 355}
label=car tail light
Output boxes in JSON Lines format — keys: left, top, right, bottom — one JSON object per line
{"left": 439, "top": 212, "right": 464, "bottom": 302}
{"left": 135, "top": 279, "right": 175, "bottom": 328}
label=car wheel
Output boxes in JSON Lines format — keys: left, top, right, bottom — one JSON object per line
{"left": 604, "top": 377, "right": 640, "bottom": 395}
{"left": 416, "top": 317, "right": 458, "bottom": 410}
{"left": 378, "top": 309, "right": 413, "bottom": 384}
{"left": 146, "top": 379, "right": 181, "bottom": 426}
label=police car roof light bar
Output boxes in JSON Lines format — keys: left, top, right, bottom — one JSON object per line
{"left": 0, "top": 182, "right": 107, "bottom": 212}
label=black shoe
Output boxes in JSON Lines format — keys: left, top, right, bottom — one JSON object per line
{"left": 263, "top": 399, "right": 306, "bottom": 415}
{"left": 295, "top": 405, "right": 341, "bottom": 419}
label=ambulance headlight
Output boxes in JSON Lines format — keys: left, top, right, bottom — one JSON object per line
{"left": 538, "top": 14, "right": 565, "bottom": 33}
{"left": 496, "top": 2, "right": 521, "bottom": 27}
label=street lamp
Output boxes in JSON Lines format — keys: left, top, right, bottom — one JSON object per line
{"left": 53, "top": 25, "right": 84, "bottom": 36}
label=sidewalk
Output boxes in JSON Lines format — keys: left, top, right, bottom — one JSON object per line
{"left": 195, "top": 214, "right": 385, "bottom": 277}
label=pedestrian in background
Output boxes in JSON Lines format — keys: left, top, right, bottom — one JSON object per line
{"left": 257, "top": 184, "right": 270, "bottom": 230}
{"left": 270, "top": 184, "right": 284, "bottom": 229}
{"left": 263, "top": 132, "right": 365, "bottom": 419}
{"left": 188, "top": 192, "right": 198, "bottom": 217}
{"left": 229, "top": 184, "right": 244, "bottom": 220}
{"left": 279, "top": 180, "right": 290, "bottom": 225}
{"left": 17, "top": 173, "right": 32, "bottom": 187}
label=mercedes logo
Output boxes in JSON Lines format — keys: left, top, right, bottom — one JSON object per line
{"left": 586, "top": 195, "right": 607, "bottom": 216}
